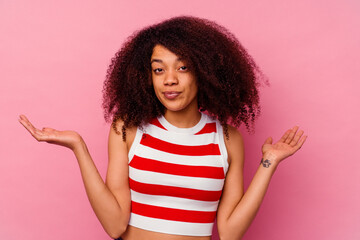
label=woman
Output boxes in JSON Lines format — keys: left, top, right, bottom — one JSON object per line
{"left": 19, "top": 16, "right": 307, "bottom": 240}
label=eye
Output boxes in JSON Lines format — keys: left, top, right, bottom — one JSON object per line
{"left": 178, "top": 66, "right": 188, "bottom": 71}
{"left": 153, "top": 68, "right": 163, "bottom": 73}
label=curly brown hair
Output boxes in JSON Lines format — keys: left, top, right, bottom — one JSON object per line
{"left": 102, "top": 16, "right": 264, "bottom": 140}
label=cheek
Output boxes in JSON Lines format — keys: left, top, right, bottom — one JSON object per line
{"left": 151, "top": 75, "right": 159, "bottom": 90}
{"left": 190, "top": 80, "right": 199, "bottom": 97}
{"left": 152, "top": 80, "right": 161, "bottom": 93}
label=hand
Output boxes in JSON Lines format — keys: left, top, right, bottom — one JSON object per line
{"left": 261, "top": 126, "right": 307, "bottom": 167}
{"left": 18, "top": 114, "right": 83, "bottom": 151}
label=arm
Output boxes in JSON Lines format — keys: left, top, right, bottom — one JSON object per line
{"left": 18, "top": 115, "right": 131, "bottom": 239}
{"left": 217, "top": 126, "right": 307, "bottom": 240}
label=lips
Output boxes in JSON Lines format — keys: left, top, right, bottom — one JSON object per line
{"left": 163, "top": 91, "right": 181, "bottom": 100}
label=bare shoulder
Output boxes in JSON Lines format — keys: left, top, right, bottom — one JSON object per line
{"left": 225, "top": 125, "right": 244, "bottom": 143}
{"left": 109, "top": 119, "right": 137, "bottom": 151}
{"left": 223, "top": 125, "right": 244, "bottom": 164}
{"left": 106, "top": 119, "right": 136, "bottom": 190}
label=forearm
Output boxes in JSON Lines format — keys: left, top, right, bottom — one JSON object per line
{"left": 73, "top": 140, "right": 128, "bottom": 238}
{"left": 218, "top": 126, "right": 306, "bottom": 240}
{"left": 220, "top": 158, "right": 277, "bottom": 239}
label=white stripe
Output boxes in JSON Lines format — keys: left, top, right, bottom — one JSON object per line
{"left": 143, "top": 124, "right": 219, "bottom": 146}
{"left": 129, "top": 167, "right": 224, "bottom": 191}
{"left": 216, "top": 121, "right": 229, "bottom": 174}
{"left": 129, "top": 213, "right": 213, "bottom": 236}
{"left": 128, "top": 126, "right": 144, "bottom": 161}
{"left": 133, "top": 144, "right": 224, "bottom": 167}
{"left": 131, "top": 190, "right": 219, "bottom": 212}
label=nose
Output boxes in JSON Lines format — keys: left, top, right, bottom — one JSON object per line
{"left": 164, "top": 70, "right": 178, "bottom": 86}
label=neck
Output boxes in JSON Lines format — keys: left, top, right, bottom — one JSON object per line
{"left": 164, "top": 108, "right": 201, "bottom": 128}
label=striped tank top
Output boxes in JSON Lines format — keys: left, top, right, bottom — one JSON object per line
{"left": 128, "top": 112, "right": 229, "bottom": 236}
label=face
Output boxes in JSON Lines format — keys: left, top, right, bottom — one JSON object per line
{"left": 151, "top": 44, "right": 198, "bottom": 114}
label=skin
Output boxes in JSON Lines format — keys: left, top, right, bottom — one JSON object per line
{"left": 19, "top": 44, "right": 307, "bottom": 240}
{"left": 151, "top": 44, "right": 201, "bottom": 128}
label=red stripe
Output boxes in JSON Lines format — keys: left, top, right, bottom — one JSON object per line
{"left": 130, "top": 155, "right": 224, "bottom": 179}
{"left": 149, "top": 118, "right": 167, "bottom": 130}
{"left": 195, "top": 122, "right": 217, "bottom": 135}
{"left": 141, "top": 134, "right": 220, "bottom": 156}
{"left": 131, "top": 201, "right": 216, "bottom": 223}
{"left": 129, "top": 178, "right": 222, "bottom": 201}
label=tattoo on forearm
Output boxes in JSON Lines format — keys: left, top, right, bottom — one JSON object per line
{"left": 260, "top": 158, "right": 271, "bottom": 168}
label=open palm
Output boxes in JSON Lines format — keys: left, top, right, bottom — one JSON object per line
{"left": 18, "top": 115, "right": 82, "bottom": 150}
{"left": 262, "top": 126, "right": 307, "bottom": 165}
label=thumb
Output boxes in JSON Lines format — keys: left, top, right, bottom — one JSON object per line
{"left": 264, "top": 137, "right": 273, "bottom": 145}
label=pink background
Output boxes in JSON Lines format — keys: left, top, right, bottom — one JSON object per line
{"left": 1, "top": 0, "right": 359, "bottom": 239}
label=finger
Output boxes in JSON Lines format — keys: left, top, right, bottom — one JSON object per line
{"left": 19, "top": 114, "right": 32, "bottom": 124}
{"left": 18, "top": 116, "right": 37, "bottom": 135}
{"left": 19, "top": 115, "right": 36, "bottom": 129}
{"left": 294, "top": 135, "right": 307, "bottom": 151}
{"left": 279, "top": 129, "right": 291, "bottom": 143}
{"left": 290, "top": 129, "right": 304, "bottom": 147}
{"left": 18, "top": 116, "right": 48, "bottom": 141}
{"left": 264, "top": 137, "right": 273, "bottom": 145}
{"left": 285, "top": 126, "right": 299, "bottom": 144}
{"left": 25, "top": 125, "right": 45, "bottom": 141}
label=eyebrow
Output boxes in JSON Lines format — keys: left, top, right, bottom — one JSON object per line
{"left": 150, "top": 57, "right": 183, "bottom": 64}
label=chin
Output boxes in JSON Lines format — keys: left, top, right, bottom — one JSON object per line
{"left": 163, "top": 103, "right": 188, "bottom": 113}
{"left": 160, "top": 101, "right": 182, "bottom": 112}
{"left": 164, "top": 106, "right": 184, "bottom": 113}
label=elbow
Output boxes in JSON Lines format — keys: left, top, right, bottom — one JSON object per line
{"left": 217, "top": 222, "right": 246, "bottom": 240}
{"left": 218, "top": 229, "right": 232, "bottom": 240}
{"left": 107, "top": 225, "right": 127, "bottom": 239}
{"left": 218, "top": 231, "right": 245, "bottom": 240}
{"left": 108, "top": 233, "right": 122, "bottom": 240}
{"left": 105, "top": 221, "right": 128, "bottom": 239}
{"left": 103, "top": 209, "right": 130, "bottom": 239}
{"left": 109, "top": 233, "right": 121, "bottom": 240}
